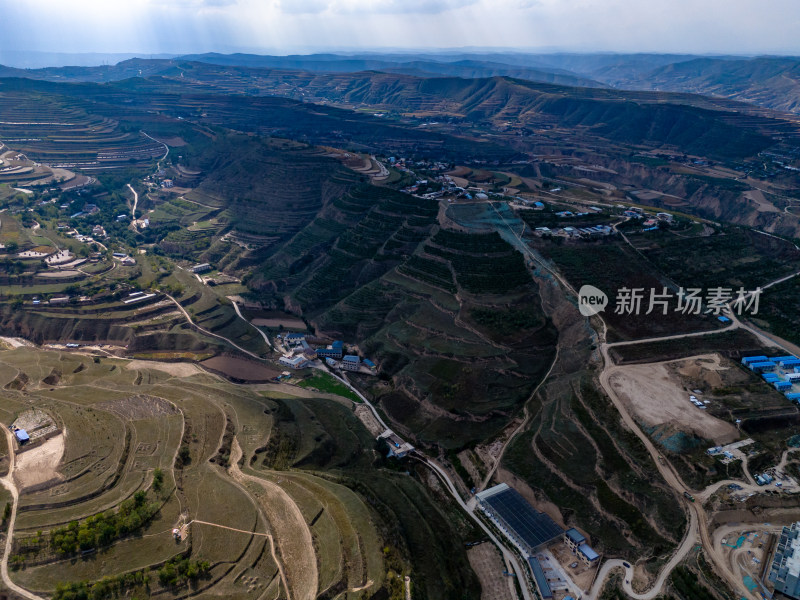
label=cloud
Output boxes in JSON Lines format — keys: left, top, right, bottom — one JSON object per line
{"left": 276, "top": 0, "right": 478, "bottom": 15}
{"left": 0, "top": 0, "right": 799, "bottom": 56}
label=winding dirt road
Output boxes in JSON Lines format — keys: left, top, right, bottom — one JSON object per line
{"left": 0, "top": 428, "right": 44, "bottom": 600}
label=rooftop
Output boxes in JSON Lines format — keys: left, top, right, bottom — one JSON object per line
{"left": 565, "top": 528, "right": 586, "bottom": 545}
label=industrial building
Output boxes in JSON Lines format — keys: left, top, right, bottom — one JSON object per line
{"left": 476, "top": 484, "right": 563, "bottom": 556}
{"left": 742, "top": 356, "right": 768, "bottom": 366}
{"left": 768, "top": 522, "right": 800, "bottom": 599}
{"left": 14, "top": 429, "right": 29, "bottom": 444}
{"left": 527, "top": 557, "right": 553, "bottom": 599}
{"left": 750, "top": 361, "right": 777, "bottom": 373}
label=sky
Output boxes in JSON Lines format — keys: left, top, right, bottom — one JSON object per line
{"left": 0, "top": 0, "right": 799, "bottom": 65}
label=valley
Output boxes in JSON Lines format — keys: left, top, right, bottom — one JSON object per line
{"left": 1, "top": 50, "right": 800, "bottom": 600}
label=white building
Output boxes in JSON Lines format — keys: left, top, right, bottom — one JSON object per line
{"left": 279, "top": 355, "right": 311, "bottom": 370}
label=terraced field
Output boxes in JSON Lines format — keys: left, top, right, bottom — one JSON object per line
{"left": 0, "top": 346, "right": 477, "bottom": 600}
{"left": 0, "top": 89, "right": 165, "bottom": 172}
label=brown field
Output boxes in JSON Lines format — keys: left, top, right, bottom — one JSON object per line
{"left": 608, "top": 354, "right": 740, "bottom": 444}
{"left": 201, "top": 355, "right": 281, "bottom": 381}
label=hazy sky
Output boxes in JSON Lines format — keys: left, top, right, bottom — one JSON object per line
{"left": 0, "top": 0, "right": 799, "bottom": 62}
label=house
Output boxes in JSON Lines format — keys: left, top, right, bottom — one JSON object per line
{"left": 14, "top": 429, "right": 29, "bottom": 444}
{"left": 116, "top": 214, "right": 129, "bottom": 222}
{"left": 49, "top": 296, "right": 70, "bottom": 305}
{"left": 564, "top": 528, "right": 599, "bottom": 566}
{"left": 121, "top": 257, "right": 136, "bottom": 266}
{"left": 284, "top": 333, "right": 306, "bottom": 345}
{"left": 363, "top": 358, "right": 377, "bottom": 371}
{"left": 342, "top": 355, "right": 361, "bottom": 371}
{"left": 279, "top": 355, "right": 311, "bottom": 369}
{"left": 656, "top": 212, "right": 674, "bottom": 222}
{"left": 377, "top": 429, "right": 414, "bottom": 458}
{"left": 300, "top": 340, "right": 317, "bottom": 360}
{"left": 191, "top": 263, "right": 212, "bottom": 274}
{"left": 92, "top": 225, "right": 106, "bottom": 238}
{"left": 161, "top": 179, "right": 174, "bottom": 188}
{"left": 317, "top": 341, "right": 344, "bottom": 359}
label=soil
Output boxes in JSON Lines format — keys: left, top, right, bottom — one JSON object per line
{"left": 467, "top": 543, "right": 515, "bottom": 600}
{"left": 354, "top": 404, "right": 384, "bottom": 437}
{"left": 608, "top": 354, "right": 739, "bottom": 445}
{"left": 200, "top": 356, "right": 280, "bottom": 382}
{"left": 251, "top": 318, "right": 307, "bottom": 329}
{"left": 125, "top": 359, "right": 203, "bottom": 378}
{"left": 15, "top": 433, "right": 65, "bottom": 491}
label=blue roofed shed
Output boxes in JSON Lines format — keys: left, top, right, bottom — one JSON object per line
{"left": 527, "top": 557, "right": 553, "bottom": 599}
{"left": 742, "top": 356, "right": 768, "bottom": 365}
{"left": 15, "top": 429, "right": 29, "bottom": 443}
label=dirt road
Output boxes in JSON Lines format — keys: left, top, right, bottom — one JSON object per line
{"left": 228, "top": 439, "right": 317, "bottom": 600}
{"left": 0, "top": 428, "right": 45, "bottom": 600}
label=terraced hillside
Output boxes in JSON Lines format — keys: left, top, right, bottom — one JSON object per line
{"left": 0, "top": 88, "right": 164, "bottom": 171}
{"left": 0, "top": 346, "right": 478, "bottom": 600}
{"left": 248, "top": 183, "right": 557, "bottom": 447}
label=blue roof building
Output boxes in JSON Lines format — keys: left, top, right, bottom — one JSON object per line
{"left": 787, "top": 393, "right": 800, "bottom": 401}
{"left": 718, "top": 316, "right": 731, "bottom": 323}
{"left": 773, "top": 356, "right": 798, "bottom": 363}
{"left": 578, "top": 543, "right": 600, "bottom": 563}
{"left": 342, "top": 355, "right": 361, "bottom": 372}
{"left": 363, "top": 358, "right": 376, "bottom": 370}
{"left": 565, "top": 528, "right": 586, "bottom": 546}
{"left": 15, "top": 429, "right": 29, "bottom": 443}
{"left": 776, "top": 381, "right": 794, "bottom": 391}
{"left": 317, "top": 344, "right": 344, "bottom": 359}
{"left": 742, "top": 355, "right": 768, "bottom": 365}
{"left": 527, "top": 557, "right": 553, "bottom": 599}
{"left": 782, "top": 359, "right": 800, "bottom": 369}
{"left": 750, "top": 361, "right": 777, "bottom": 372}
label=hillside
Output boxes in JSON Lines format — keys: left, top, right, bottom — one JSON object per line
{"left": 621, "top": 57, "right": 800, "bottom": 114}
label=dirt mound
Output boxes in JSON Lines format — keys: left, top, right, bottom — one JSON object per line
{"left": 42, "top": 368, "right": 62, "bottom": 386}
{"left": 5, "top": 371, "right": 28, "bottom": 390}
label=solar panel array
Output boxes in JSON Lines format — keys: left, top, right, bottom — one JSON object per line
{"left": 484, "top": 487, "right": 563, "bottom": 550}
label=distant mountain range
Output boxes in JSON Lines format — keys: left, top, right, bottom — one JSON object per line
{"left": 2, "top": 51, "right": 800, "bottom": 116}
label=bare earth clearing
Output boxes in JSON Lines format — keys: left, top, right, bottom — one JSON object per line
{"left": 124, "top": 359, "right": 203, "bottom": 378}
{"left": 15, "top": 434, "right": 64, "bottom": 491}
{"left": 608, "top": 354, "right": 739, "bottom": 444}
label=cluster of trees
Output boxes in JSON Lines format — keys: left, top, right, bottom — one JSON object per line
{"left": 51, "top": 491, "right": 159, "bottom": 555}
{"left": 53, "top": 570, "right": 150, "bottom": 600}
{"left": 157, "top": 556, "right": 211, "bottom": 587}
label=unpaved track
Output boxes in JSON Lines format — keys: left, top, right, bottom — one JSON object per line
{"left": 228, "top": 439, "right": 317, "bottom": 600}
{"left": 0, "top": 428, "right": 45, "bottom": 600}
{"left": 232, "top": 301, "right": 272, "bottom": 348}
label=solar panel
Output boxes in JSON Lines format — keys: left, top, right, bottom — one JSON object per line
{"left": 484, "top": 488, "right": 563, "bottom": 550}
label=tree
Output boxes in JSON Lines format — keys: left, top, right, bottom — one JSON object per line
{"left": 152, "top": 468, "right": 164, "bottom": 492}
